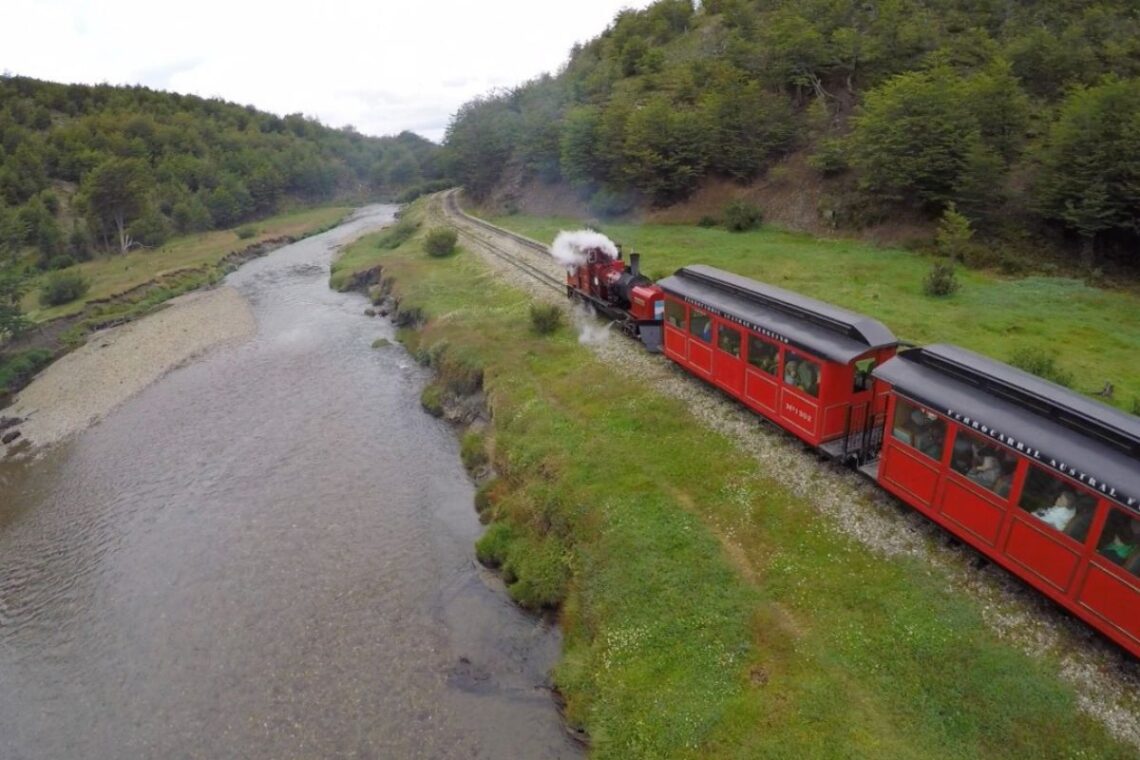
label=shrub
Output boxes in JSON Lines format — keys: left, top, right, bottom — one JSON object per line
{"left": 1008, "top": 347, "right": 1074, "bottom": 388}
{"left": 922, "top": 262, "right": 959, "bottom": 297}
{"left": 423, "top": 227, "right": 458, "bottom": 257}
{"left": 39, "top": 270, "right": 91, "bottom": 306}
{"left": 1131, "top": 398, "right": 1140, "bottom": 416}
{"left": 235, "top": 225, "right": 258, "bottom": 239}
{"left": 723, "top": 200, "right": 763, "bottom": 232}
{"left": 395, "top": 179, "right": 453, "bottom": 204}
{"left": 529, "top": 303, "right": 563, "bottom": 335}
{"left": 377, "top": 216, "right": 420, "bottom": 249}
{"left": 935, "top": 203, "right": 973, "bottom": 262}
{"left": 0, "top": 348, "right": 53, "bottom": 393}
{"left": 696, "top": 215, "right": 718, "bottom": 228}
{"left": 460, "top": 431, "right": 488, "bottom": 471}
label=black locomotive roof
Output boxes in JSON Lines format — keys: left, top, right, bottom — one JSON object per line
{"left": 656, "top": 265, "right": 897, "bottom": 364}
{"left": 875, "top": 345, "right": 1140, "bottom": 514}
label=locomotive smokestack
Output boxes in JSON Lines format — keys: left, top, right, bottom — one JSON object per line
{"left": 630, "top": 252, "right": 641, "bottom": 278}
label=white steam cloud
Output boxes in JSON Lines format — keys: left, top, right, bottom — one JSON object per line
{"left": 549, "top": 230, "right": 619, "bottom": 270}
{"left": 572, "top": 304, "right": 614, "bottom": 346}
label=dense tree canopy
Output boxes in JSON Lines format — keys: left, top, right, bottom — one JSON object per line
{"left": 443, "top": 0, "right": 1140, "bottom": 264}
{"left": 0, "top": 76, "right": 443, "bottom": 268}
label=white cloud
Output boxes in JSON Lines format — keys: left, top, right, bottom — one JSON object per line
{"left": 1, "top": 0, "right": 655, "bottom": 141}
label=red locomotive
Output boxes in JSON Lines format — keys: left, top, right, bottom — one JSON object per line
{"left": 561, "top": 245, "right": 1140, "bottom": 659}
{"left": 559, "top": 233, "right": 664, "bottom": 351}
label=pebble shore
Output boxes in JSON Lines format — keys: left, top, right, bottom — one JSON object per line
{"left": 3, "top": 287, "right": 255, "bottom": 455}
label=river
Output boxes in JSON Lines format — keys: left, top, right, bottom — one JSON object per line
{"left": 0, "top": 205, "right": 580, "bottom": 759}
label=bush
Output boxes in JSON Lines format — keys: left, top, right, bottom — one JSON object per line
{"left": 723, "top": 200, "right": 763, "bottom": 232}
{"left": 376, "top": 216, "right": 420, "bottom": 249}
{"left": 0, "top": 348, "right": 53, "bottom": 393}
{"left": 235, "top": 225, "right": 258, "bottom": 239}
{"left": 423, "top": 227, "right": 458, "bottom": 257}
{"left": 529, "top": 303, "right": 563, "bottom": 335}
{"left": 39, "top": 270, "right": 91, "bottom": 306}
{"left": 1008, "top": 347, "right": 1074, "bottom": 388}
{"left": 395, "top": 179, "right": 452, "bottom": 204}
{"left": 1131, "top": 398, "right": 1140, "bottom": 416}
{"left": 808, "top": 138, "right": 849, "bottom": 176}
{"left": 696, "top": 215, "right": 718, "bottom": 228}
{"left": 922, "top": 262, "right": 959, "bottom": 297}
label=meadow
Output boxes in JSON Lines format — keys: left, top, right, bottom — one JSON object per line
{"left": 483, "top": 214, "right": 1140, "bottom": 412}
{"left": 331, "top": 198, "right": 1137, "bottom": 759}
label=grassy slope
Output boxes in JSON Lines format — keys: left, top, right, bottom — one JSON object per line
{"left": 24, "top": 206, "right": 351, "bottom": 321}
{"left": 333, "top": 198, "right": 1134, "bottom": 759}
{"left": 484, "top": 215, "right": 1140, "bottom": 411}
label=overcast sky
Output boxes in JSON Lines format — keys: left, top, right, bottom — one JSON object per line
{"left": 1, "top": 0, "right": 654, "bottom": 142}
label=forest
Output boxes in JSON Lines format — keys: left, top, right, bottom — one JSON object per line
{"left": 443, "top": 0, "right": 1140, "bottom": 268}
{"left": 0, "top": 75, "right": 443, "bottom": 338}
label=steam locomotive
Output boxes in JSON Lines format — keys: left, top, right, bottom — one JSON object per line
{"left": 563, "top": 241, "right": 1140, "bottom": 660}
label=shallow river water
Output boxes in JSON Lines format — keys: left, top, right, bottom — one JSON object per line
{"left": 0, "top": 206, "right": 579, "bottom": 759}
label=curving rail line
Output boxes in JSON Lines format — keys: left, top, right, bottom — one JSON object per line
{"left": 441, "top": 189, "right": 567, "bottom": 294}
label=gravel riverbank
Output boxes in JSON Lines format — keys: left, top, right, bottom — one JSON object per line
{"left": 2, "top": 287, "right": 255, "bottom": 456}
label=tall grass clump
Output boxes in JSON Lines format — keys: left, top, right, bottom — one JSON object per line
{"left": 423, "top": 227, "right": 458, "bottom": 257}
{"left": 38, "top": 270, "right": 91, "bottom": 306}
{"left": 377, "top": 216, "right": 421, "bottom": 250}
{"left": 529, "top": 303, "right": 563, "bottom": 335}
{"left": 1008, "top": 347, "right": 1074, "bottom": 388}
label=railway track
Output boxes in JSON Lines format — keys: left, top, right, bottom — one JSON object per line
{"left": 441, "top": 189, "right": 567, "bottom": 295}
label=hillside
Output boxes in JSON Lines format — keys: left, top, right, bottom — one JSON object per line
{"left": 0, "top": 75, "right": 443, "bottom": 272}
{"left": 443, "top": 0, "right": 1140, "bottom": 268}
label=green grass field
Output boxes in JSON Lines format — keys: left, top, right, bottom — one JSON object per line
{"left": 24, "top": 206, "right": 351, "bottom": 321}
{"left": 482, "top": 214, "right": 1140, "bottom": 412}
{"left": 331, "top": 197, "right": 1137, "bottom": 759}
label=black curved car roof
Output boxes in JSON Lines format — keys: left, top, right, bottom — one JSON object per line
{"left": 875, "top": 345, "right": 1140, "bottom": 514}
{"left": 656, "top": 265, "right": 898, "bottom": 364}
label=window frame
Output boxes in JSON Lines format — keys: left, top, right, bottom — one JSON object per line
{"left": 664, "top": 299, "right": 686, "bottom": 330}
{"left": 689, "top": 309, "right": 712, "bottom": 344}
{"left": 783, "top": 349, "right": 821, "bottom": 398}
{"left": 948, "top": 427, "right": 1019, "bottom": 500}
{"left": 890, "top": 397, "right": 947, "bottom": 463}
{"left": 1017, "top": 464, "right": 1099, "bottom": 543}
{"left": 1095, "top": 506, "right": 1140, "bottom": 578}
{"left": 746, "top": 334, "right": 780, "bottom": 376}
{"left": 716, "top": 323, "right": 741, "bottom": 357}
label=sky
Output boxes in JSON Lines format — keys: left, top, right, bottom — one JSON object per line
{"left": 1, "top": 0, "right": 655, "bottom": 142}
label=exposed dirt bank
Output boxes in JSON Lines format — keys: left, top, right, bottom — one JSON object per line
{"left": 1, "top": 287, "right": 255, "bottom": 457}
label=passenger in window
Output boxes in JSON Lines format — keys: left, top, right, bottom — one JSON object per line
{"left": 993, "top": 461, "right": 1016, "bottom": 498}
{"left": 1033, "top": 491, "right": 1077, "bottom": 532}
{"left": 1099, "top": 513, "right": 1140, "bottom": 566}
{"left": 797, "top": 362, "right": 818, "bottom": 396}
{"left": 968, "top": 453, "right": 1002, "bottom": 489}
{"left": 784, "top": 360, "right": 798, "bottom": 386}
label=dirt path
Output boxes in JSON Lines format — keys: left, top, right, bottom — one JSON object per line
{"left": 2, "top": 287, "right": 255, "bottom": 456}
{"left": 432, "top": 192, "right": 1140, "bottom": 749}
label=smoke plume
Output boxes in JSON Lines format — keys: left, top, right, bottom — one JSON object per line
{"left": 549, "top": 230, "right": 618, "bottom": 270}
{"left": 572, "top": 304, "right": 613, "bottom": 346}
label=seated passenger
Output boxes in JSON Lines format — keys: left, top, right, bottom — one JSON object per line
{"left": 1033, "top": 491, "right": 1077, "bottom": 532}
{"left": 784, "top": 360, "right": 798, "bottom": 386}
{"left": 993, "top": 466, "right": 1015, "bottom": 498}
{"left": 1100, "top": 521, "right": 1139, "bottom": 566}
{"left": 968, "top": 454, "right": 1001, "bottom": 488}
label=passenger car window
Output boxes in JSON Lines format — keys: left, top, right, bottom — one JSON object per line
{"left": 783, "top": 351, "right": 820, "bottom": 397}
{"left": 747, "top": 336, "right": 779, "bottom": 375}
{"left": 1096, "top": 507, "right": 1140, "bottom": 576}
{"left": 950, "top": 429, "right": 1018, "bottom": 498}
{"left": 717, "top": 324, "right": 740, "bottom": 357}
{"left": 664, "top": 300, "right": 685, "bottom": 329}
{"left": 689, "top": 310, "right": 711, "bottom": 343}
{"left": 891, "top": 398, "right": 946, "bottom": 461}
{"left": 1018, "top": 465, "right": 1097, "bottom": 541}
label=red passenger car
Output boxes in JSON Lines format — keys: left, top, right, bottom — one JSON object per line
{"left": 657, "top": 265, "right": 898, "bottom": 454}
{"left": 871, "top": 345, "right": 1140, "bottom": 657}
